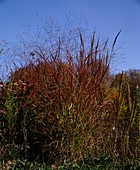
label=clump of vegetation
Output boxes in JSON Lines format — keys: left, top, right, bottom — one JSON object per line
{"left": 0, "top": 25, "right": 139, "bottom": 169}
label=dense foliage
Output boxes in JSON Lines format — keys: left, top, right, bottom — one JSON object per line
{"left": 0, "top": 31, "right": 139, "bottom": 169}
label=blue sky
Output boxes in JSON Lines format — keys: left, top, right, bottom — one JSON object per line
{"left": 0, "top": 0, "right": 140, "bottom": 74}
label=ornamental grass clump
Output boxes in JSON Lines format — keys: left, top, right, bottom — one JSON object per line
{"left": 2, "top": 31, "right": 135, "bottom": 168}
{"left": 4, "top": 31, "right": 116, "bottom": 164}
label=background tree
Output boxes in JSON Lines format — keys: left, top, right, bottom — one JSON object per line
{"left": 125, "top": 69, "right": 140, "bottom": 100}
